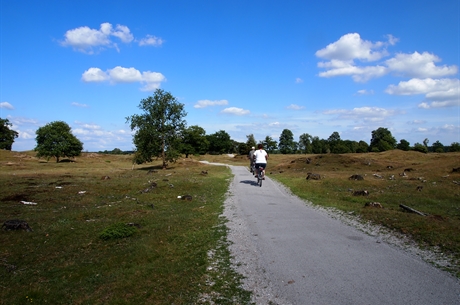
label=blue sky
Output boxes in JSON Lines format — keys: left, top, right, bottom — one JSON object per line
{"left": 1, "top": 0, "right": 459, "bottom": 152}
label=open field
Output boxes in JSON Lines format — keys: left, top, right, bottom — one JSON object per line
{"left": 1, "top": 150, "right": 459, "bottom": 304}
{"left": 0, "top": 151, "right": 250, "bottom": 304}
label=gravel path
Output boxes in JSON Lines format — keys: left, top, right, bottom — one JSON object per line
{"left": 223, "top": 165, "right": 460, "bottom": 305}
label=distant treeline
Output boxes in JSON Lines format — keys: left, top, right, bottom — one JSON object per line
{"left": 95, "top": 127, "right": 460, "bottom": 156}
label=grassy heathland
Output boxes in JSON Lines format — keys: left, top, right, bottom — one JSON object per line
{"left": 0, "top": 151, "right": 251, "bottom": 304}
{"left": 1, "top": 150, "right": 459, "bottom": 304}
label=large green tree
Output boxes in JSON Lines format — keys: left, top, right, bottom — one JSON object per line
{"left": 0, "top": 118, "right": 19, "bottom": 150}
{"left": 278, "top": 129, "right": 296, "bottom": 154}
{"left": 369, "top": 127, "right": 396, "bottom": 152}
{"left": 262, "top": 136, "right": 277, "bottom": 153}
{"left": 207, "top": 130, "right": 233, "bottom": 154}
{"left": 298, "top": 133, "right": 312, "bottom": 154}
{"left": 396, "top": 139, "right": 410, "bottom": 151}
{"left": 34, "top": 121, "right": 83, "bottom": 162}
{"left": 180, "top": 125, "right": 209, "bottom": 157}
{"left": 246, "top": 134, "right": 256, "bottom": 149}
{"left": 431, "top": 140, "right": 444, "bottom": 153}
{"left": 126, "top": 89, "right": 187, "bottom": 168}
{"left": 449, "top": 142, "right": 460, "bottom": 152}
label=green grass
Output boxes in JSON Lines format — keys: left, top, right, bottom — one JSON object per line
{"left": 0, "top": 151, "right": 252, "bottom": 304}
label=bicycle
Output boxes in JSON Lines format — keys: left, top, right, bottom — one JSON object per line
{"left": 250, "top": 162, "right": 255, "bottom": 175}
{"left": 255, "top": 165, "right": 264, "bottom": 187}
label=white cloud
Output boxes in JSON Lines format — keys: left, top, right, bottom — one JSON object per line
{"left": 386, "top": 52, "right": 458, "bottom": 78}
{"left": 194, "top": 99, "right": 229, "bottom": 108}
{"left": 0, "top": 102, "right": 14, "bottom": 109}
{"left": 110, "top": 24, "right": 134, "bottom": 43}
{"left": 355, "top": 89, "right": 374, "bottom": 95}
{"left": 109, "top": 66, "right": 142, "bottom": 83}
{"left": 318, "top": 62, "right": 387, "bottom": 82}
{"left": 287, "top": 104, "right": 305, "bottom": 110}
{"left": 81, "top": 66, "right": 166, "bottom": 91}
{"left": 295, "top": 78, "right": 303, "bottom": 84}
{"left": 324, "top": 106, "right": 397, "bottom": 122}
{"left": 221, "top": 107, "right": 250, "bottom": 115}
{"left": 61, "top": 22, "right": 134, "bottom": 53}
{"left": 385, "top": 78, "right": 458, "bottom": 95}
{"left": 81, "top": 68, "right": 109, "bottom": 82}
{"left": 71, "top": 102, "right": 89, "bottom": 108}
{"left": 315, "top": 33, "right": 391, "bottom": 62}
{"left": 139, "top": 35, "right": 164, "bottom": 46}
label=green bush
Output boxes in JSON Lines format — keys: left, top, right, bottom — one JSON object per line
{"left": 99, "top": 223, "right": 138, "bottom": 240}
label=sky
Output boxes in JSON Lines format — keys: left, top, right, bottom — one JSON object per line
{"left": 1, "top": 0, "right": 459, "bottom": 152}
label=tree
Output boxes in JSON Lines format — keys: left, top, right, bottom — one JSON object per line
{"left": 246, "top": 134, "right": 256, "bottom": 149}
{"left": 413, "top": 142, "right": 428, "bottom": 153}
{"left": 423, "top": 138, "right": 429, "bottom": 148}
{"left": 311, "top": 136, "right": 324, "bottom": 154}
{"left": 0, "top": 118, "right": 19, "bottom": 150}
{"left": 34, "top": 121, "right": 83, "bottom": 162}
{"left": 207, "top": 130, "right": 232, "bottom": 154}
{"left": 431, "top": 140, "right": 444, "bottom": 153}
{"left": 448, "top": 142, "right": 460, "bottom": 152}
{"left": 298, "top": 133, "right": 312, "bottom": 154}
{"left": 396, "top": 139, "right": 410, "bottom": 151}
{"left": 278, "top": 129, "right": 295, "bottom": 154}
{"left": 180, "top": 125, "right": 209, "bottom": 157}
{"left": 356, "top": 140, "right": 369, "bottom": 153}
{"left": 126, "top": 89, "right": 187, "bottom": 168}
{"left": 262, "top": 136, "right": 278, "bottom": 153}
{"left": 369, "top": 127, "right": 396, "bottom": 152}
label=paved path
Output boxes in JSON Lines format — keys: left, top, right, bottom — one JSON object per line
{"left": 223, "top": 165, "right": 460, "bottom": 305}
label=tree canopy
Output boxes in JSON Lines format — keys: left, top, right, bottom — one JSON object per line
{"left": 34, "top": 121, "right": 83, "bottom": 162}
{"left": 180, "top": 125, "right": 208, "bottom": 157}
{"left": 126, "top": 89, "right": 187, "bottom": 168}
{"left": 207, "top": 130, "right": 233, "bottom": 154}
{"left": 369, "top": 127, "right": 396, "bottom": 152}
{"left": 278, "top": 129, "right": 296, "bottom": 154}
{"left": 0, "top": 118, "right": 19, "bottom": 150}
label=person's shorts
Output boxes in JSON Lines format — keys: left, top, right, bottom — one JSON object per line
{"left": 255, "top": 163, "right": 266, "bottom": 170}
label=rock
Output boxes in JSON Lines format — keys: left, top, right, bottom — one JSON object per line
{"left": 2, "top": 219, "right": 33, "bottom": 232}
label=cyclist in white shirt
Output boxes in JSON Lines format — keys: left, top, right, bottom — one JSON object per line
{"left": 253, "top": 144, "right": 268, "bottom": 179}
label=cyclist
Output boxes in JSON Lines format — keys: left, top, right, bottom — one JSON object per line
{"left": 253, "top": 144, "right": 268, "bottom": 179}
{"left": 247, "top": 146, "right": 255, "bottom": 173}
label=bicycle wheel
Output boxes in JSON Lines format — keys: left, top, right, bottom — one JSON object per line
{"left": 258, "top": 174, "right": 262, "bottom": 187}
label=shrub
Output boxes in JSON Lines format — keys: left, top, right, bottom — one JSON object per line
{"left": 99, "top": 223, "right": 138, "bottom": 240}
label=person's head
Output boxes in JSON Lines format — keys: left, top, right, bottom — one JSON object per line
{"left": 251, "top": 146, "right": 255, "bottom": 150}
{"left": 257, "top": 144, "right": 263, "bottom": 149}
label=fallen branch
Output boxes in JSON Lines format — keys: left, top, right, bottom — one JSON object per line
{"left": 399, "top": 204, "right": 427, "bottom": 216}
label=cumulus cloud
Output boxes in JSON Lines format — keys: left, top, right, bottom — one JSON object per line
{"left": 81, "top": 67, "right": 109, "bottom": 82}
{"left": 386, "top": 52, "right": 457, "bottom": 78}
{"left": 385, "top": 78, "right": 456, "bottom": 95}
{"left": 221, "top": 107, "right": 250, "bottom": 115}
{"left": 324, "top": 106, "right": 397, "bottom": 122}
{"left": 316, "top": 33, "right": 390, "bottom": 62}
{"left": 81, "top": 66, "right": 166, "bottom": 91}
{"left": 61, "top": 22, "right": 162, "bottom": 53}
{"left": 295, "top": 78, "right": 303, "bottom": 83}
{"left": 194, "top": 99, "right": 228, "bottom": 108}
{"left": 138, "top": 35, "right": 164, "bottom": 46}
{"left": 61, "top": 22, "right": 134, "bottom": 53}
{"left": 287, "top": 104, "right": 305, "bottom": 110}
{"left": 0, "top": 102, "right": 14, "bottom": 109}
